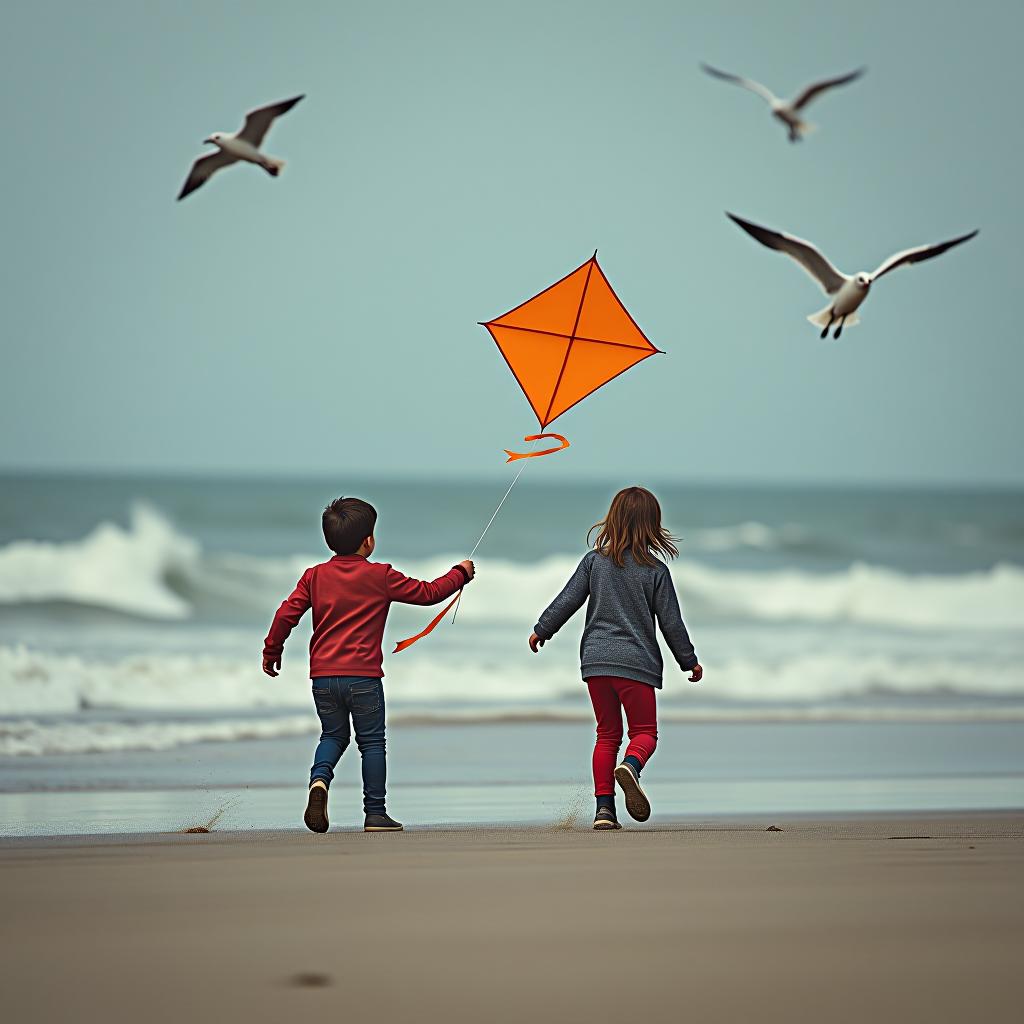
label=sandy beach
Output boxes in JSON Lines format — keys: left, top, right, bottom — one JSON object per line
{"left": 1, "top": 812, "right": 1020, "bottom": 1023}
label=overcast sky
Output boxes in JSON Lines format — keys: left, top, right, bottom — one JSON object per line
{"left": 1, "top": 0, "right": 1020, "bottom": 485}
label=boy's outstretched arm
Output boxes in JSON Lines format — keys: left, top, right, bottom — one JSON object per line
{"left": 262, "top": 569, "right": 313, "bottom": 677}
{"left": 653, "top": 566, "right": 703, "bottom": 681}
{"left": 386, "top": 559, "right": 475, "bottom": 606}
{"left": 530, "top": 554, "right": 592, "bottom": 652}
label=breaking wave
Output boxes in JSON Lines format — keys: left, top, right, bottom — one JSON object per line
{"left": 0, "top": 715, "right": 317, "bottom": 757}
{"left": 1, "top": 505, "right": 1021, "bottom": 633}
{"left": 1, "top": 643, "right": 1022, "bottom": 755}
{"left": 686, "top": 521, "right": 818, "bottom": 553}
{"left": 6, "top": 699, "right": 1024, "bottom": 757}
{"left": 0, "top": 505, "right": 199, "bottom": 620}
{"left": 679, "top": 560, "right": 1024, "bottom": 631}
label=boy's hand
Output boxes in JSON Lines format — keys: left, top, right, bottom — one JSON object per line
{"left": 529, "top": 632, "right": 545, "bottom": 653}
{"left": 688, "top": 663, "right": 703, "bottom": 682}
{"left": 262, "top": 655, "right": 281, "bottom": 677}
{"left": 459, "top": 559, "right": 475, "bottom": 580}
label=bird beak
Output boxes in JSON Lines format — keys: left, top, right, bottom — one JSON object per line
{"left": 203, "top": 136, "right": 213, "bottom": 145}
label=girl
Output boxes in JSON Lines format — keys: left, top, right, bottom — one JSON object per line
{"left": 529, "top": 486, "right": 702, "bottom": 830}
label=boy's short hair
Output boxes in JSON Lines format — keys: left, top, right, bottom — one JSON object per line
{"left": 322, "top": 497, "right": 377, "bottom": 555}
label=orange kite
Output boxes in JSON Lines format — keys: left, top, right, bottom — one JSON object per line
{"left": 394, "top": 253, "right": 661, "bottom": 653}
{"left": 481, "top": 252, "right": 662, "bottom": 432}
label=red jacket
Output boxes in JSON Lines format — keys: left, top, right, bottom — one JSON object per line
{"left": 263, "top": 554, "right": 469, "bottom": 679}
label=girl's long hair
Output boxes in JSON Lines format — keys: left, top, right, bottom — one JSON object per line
{"left": 587, "top": 486, "right": 679, "bottom": 568}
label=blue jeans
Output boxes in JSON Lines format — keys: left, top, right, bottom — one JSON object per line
{"left": 310, "top": 677, "right": 387, "bottom": 814}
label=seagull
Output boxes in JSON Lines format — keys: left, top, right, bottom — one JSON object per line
{"left": 726, "top": 213, "right": 978, "bottom": 339}
{"left": 700, "top": 64, "right": 865, "bottom": 142}
{"left": 177, "top": 95, "right": 304, "bottom": 201}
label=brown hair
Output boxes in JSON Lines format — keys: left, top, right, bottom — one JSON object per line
{"left": 587, "top": 486, "right": 678, "bottom": 568}
{"left": 322, "top": 497, "right": 377, "bottom": 555}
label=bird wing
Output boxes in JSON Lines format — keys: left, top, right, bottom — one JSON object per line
{"left": 700, "top": 63, "right": 777, "bottom": 105}
{"left": 791, "top": 68, "right": 866, "bottom": 110}
{"left": 237, "top": 94, "right": 305, "bottom": 148}
{"left": 177, "top": 150, "right": 237, "bottom": 201}
{"left": 726, "top": 213, "right": 846, "bottom": 295}
{"left": 870, "top": 230, "right": 979, "bottom": 281}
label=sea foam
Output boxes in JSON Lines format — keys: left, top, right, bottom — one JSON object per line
{"left": 1, "top": 644, "right": 1022, "bottom": 724}
{"left": 2, "top": 505, "right": 1021, "bottom": 633}
{"left": 0, "top": 504, "right": 198, "bottom": 620}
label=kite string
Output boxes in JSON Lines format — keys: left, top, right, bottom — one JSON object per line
{"left": 468, "top": 459, "right": 530, "bottom": 559}
{"left": 450, "top": 443, "right": 536, "bottom": 625}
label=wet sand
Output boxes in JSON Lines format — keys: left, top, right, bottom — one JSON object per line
{"left": 1, "top": 813, "right": 1021, "bottom": 1023}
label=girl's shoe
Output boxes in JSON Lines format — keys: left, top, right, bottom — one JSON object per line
{"left": 364, "top": 812, "right": 404, "bottom": 832}
{"left": 304, "top": 780, "right": 329, "bottom": 833}
{"left": 614, "top": 762, "right": 651, "bottom": 822}
{"left": 593, "top": 807, "right": 622, "bottom": 830}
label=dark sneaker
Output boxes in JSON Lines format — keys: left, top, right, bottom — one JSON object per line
{"left": 304, "top": 781, "right": 329, "bottom": 833}
{"left": 614, "top": 762, "right": 651, "bottom": 822}
{"left": 593, "top": 807, "right": 622, "bottom": 831}
{"left": 364, "top": 812, "right": 404, "bottom": 832}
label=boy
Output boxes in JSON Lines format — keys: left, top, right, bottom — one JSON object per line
{"left": 263, "top": 496, "right": 474, "bottom": 833}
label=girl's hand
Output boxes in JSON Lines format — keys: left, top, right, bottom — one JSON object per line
{"left": 529, "top": 632, "right": 545, "bottom": 653}
{"left": 263, "top": 655, "right": 281, "bottom": 678}
{"left": 688, "top": 663, "right": 703, "bottom": 682}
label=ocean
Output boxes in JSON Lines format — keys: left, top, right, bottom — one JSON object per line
{"left": 1, "top": 472, "right": 1022, "bottom": 834}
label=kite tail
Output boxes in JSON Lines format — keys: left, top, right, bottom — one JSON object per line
{"left": 504, "top": 433, "right": 570, "bottom": 462}
{"left": 392, "top": 592, "right": 461, "bottom": 653}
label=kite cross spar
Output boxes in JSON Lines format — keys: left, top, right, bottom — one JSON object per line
{"left": 393, "top": 251, "right": 663, "bottom": 652}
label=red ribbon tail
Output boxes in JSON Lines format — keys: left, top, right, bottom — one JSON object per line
{"left": 392, "top": 590, "right": 462, "bottom": 653}
{"left": 503, "top": 433, "right": 570, "bottom": 462}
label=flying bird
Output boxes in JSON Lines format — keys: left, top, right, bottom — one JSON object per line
{"left": 700, "top": 64, "right": 865, "bottom": 142}
{"left": 726, "top": 213, "right": 978, "bottom": 339}
{"left": 177, "top": 95, "right": 305, "bottom": 201}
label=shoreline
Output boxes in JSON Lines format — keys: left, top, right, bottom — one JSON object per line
{"left": 1, "top": 807, "right": 1021, "bottom": 845}
{"left": 4, "top": 783, "right": 1024, "bottom": 839}
{"left": 4, "top": 719, "right": 1024, "bottom": 837}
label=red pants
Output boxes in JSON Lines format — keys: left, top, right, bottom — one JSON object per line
{"left": 586, "top": 676, "right": 658, "bottom": 797}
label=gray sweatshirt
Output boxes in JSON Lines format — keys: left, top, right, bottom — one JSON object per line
{"left": 533, "top": 549, "right": 698, "bottom": 688}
